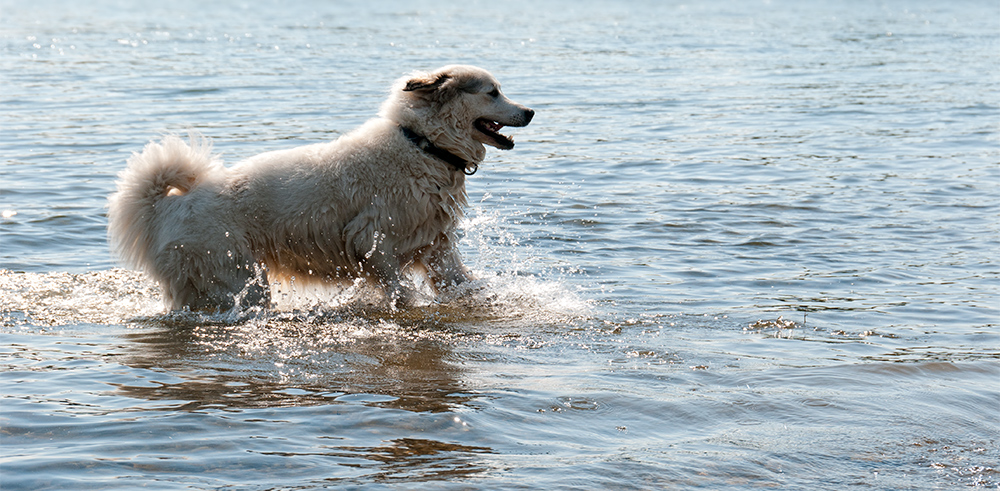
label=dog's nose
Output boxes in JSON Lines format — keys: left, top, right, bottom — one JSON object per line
{"left": 524, "top": 108, "right": 534, "bottom": 124}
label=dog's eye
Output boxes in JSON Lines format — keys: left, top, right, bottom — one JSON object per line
{"left": 488, "top": 88, "right": 500, "bottom": 97}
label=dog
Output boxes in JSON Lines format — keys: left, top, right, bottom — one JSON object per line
{"left": 107, "top": 65, "right": 534, "bottom": 311}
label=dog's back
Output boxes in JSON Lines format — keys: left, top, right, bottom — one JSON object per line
{"left": 227, "top": 118, "right": 468, "bottom": 282}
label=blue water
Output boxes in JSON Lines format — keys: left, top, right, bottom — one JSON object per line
{"left": 2, "top": 0, "right": 998, "bottom": 489}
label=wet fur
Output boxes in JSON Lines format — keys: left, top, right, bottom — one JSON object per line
{"left": 107, "top": 65, "right": 534, "bottom": 311}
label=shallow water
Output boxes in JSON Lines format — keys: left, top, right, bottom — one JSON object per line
{"left": 2, "top": 0, "right": 999, "bottom": 489}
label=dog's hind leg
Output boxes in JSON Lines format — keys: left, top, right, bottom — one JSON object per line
{"left": 155, "top": 237, "right": 270, "bottom": 312}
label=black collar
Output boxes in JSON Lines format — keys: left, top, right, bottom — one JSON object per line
{"left": 399, "top": 126, "right": 478, "bottom": 175}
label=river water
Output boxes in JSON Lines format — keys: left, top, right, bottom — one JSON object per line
{"left": 2, "top": 0, "right": 998, "bottom": 489}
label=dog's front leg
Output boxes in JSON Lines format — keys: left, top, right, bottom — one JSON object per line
{"left": 348, "top": 217, "right": 419, "bottom": 307}
{"left": 363, "top": 241, "right": 418, "bottom": 308}
{"left": 425, "top": 236, "right": 475, "bottom": 292}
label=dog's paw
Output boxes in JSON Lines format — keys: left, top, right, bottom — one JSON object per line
{"left": 431, "top": 278, "right": 495, "bottom": 307}
{"left": 388, "top": 286, "right": 431, "bottom": 310}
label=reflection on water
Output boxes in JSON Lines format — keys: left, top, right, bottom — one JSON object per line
{"left": 118, "top": 319, "right": 500, "bottom": 485}
{"left": 291, "top": 438, "right": 494, "bottom": 485}
{"left": 117, "top": 320, "right": 470, "bottom": 413}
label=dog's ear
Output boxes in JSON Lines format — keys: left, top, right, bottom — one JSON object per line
{"left": 403, "top": 74, "right": 451, "bottom": 93}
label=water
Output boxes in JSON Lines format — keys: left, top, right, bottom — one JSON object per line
{"left": 2, "top": 0, "right": 998, "bottom": 489}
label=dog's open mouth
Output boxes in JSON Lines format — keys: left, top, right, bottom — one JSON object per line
{"left": 475, "top": 119, "right": 515, "bottom": 150}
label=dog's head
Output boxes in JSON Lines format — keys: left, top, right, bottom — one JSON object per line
{"left": 381, "top": 65, "right": 534, "bottom": 162}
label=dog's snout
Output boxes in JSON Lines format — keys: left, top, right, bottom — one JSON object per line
{"left": 524, "top": 108, "right": 534, "bottom": 124}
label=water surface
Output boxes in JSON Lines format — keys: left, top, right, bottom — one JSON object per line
{"left": 2, "top": 0, "right": 998, "bottom": 489}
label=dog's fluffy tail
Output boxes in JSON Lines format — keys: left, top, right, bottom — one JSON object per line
{"left": 107, "top": 134, "right": 223, "bottom": 271}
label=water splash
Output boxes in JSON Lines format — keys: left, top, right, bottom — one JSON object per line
{"left": 0, "top": 269, "right": 162, "bottom": 327}
{"left": 0, "top": 258, "right": 588, "bottom": 329}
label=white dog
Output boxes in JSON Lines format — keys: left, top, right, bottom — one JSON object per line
{"left": 107, "top": 65, "right": 534, "bottom": 311}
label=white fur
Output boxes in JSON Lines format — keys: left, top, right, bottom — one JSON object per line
{"left": 107, "top": 65, "right": 534, "bottom": 311}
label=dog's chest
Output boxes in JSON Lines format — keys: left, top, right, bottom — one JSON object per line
{"left": 407, "top": 176, "right": 467, "bottom": 227}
